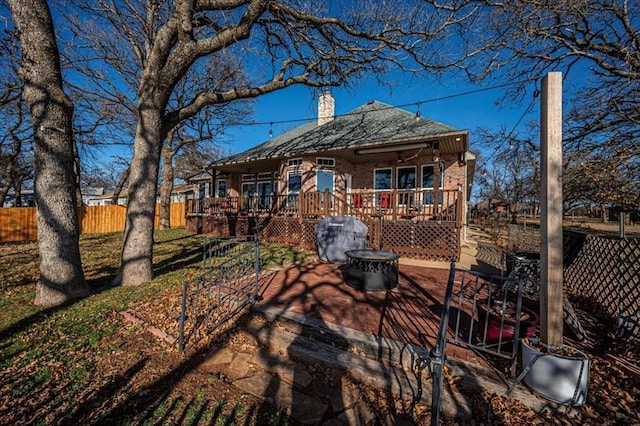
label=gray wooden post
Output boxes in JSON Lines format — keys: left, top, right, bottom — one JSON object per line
{"left": 540, "top": 72, "right": 564, "bottom": 349}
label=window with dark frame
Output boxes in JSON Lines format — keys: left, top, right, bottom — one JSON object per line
{"left": 421, "top": 164, "right": 444, "bottom": 205}
{"left": 216, "top": 179, "right": 227, "bottom": 198}
{"left": 287, "top": 170, "right": 302, "bottom": 207}
{"left": 316, "top": 157, "right": 335, "bottom": 167}
{"left": 374, "top": 168, "right": 392, "bottom": 208}
{"left": 397, "top": 166, "right": 416, "bottom": 207}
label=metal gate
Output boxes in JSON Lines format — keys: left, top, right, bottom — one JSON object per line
{"left": 179, "top": 236, "right": 259, "bottom": 352}
{"left": 430, "top": 265, "right": 533, "bottom": 424}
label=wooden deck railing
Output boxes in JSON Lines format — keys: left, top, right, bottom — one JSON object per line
{"left": 186, "top": 189, "right": 462, "bottom": 223}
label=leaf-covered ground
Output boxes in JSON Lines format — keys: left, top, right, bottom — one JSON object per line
{"left": 130, "top": 280, "right": 640, "bottom": 425}
{"left": 0, "top": 229, "right": 638, "bottom": 425}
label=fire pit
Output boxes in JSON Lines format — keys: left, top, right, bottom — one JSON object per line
{"left": 344, "top": 249, "right": 400, "bottom": 291}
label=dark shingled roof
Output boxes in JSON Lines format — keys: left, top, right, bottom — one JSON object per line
{"left": 213, "top": 100, "right": 463, "bottom": 165}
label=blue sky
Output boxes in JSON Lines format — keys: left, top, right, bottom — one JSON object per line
{"left": 89, "top": 70, "right": 542, "bottom": 178}
{"left": 221, "top": 72, "right": 541, "bottom": 160}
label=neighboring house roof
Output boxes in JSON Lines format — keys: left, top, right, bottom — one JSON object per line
{"left": 186, "top": 171, "right": 214, "bottom": 182}
{"left": 2, "top": 189, "right": 35, "bottom": 207}
{"left": 85, "top": 184, "right": 193, "bottom": 203}
{"left": 87, "top": 192, "right": 127, "bottom": 202}
{"left": 171, "top": 184, "right": 195, "bottom": 194}
{"left": 83, "top": 187, "right": 105, "bottom": 197}
{"left": 474, "top": 199, "right": 509, "bottom": 211}
{"left": 212, "top": 100, "right": 467, "bottom": 167}
{"left": 5, "top": 188, "right": 34, "bottom": 196}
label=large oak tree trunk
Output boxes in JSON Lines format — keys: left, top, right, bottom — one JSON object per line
{"left": 0, "top": 124, "right": 23, "bottom": 207}
{"left": 159, "top": 146, "right": 174, "bottom": 230}
{"left": 117, "top": 106, "right": 164, "bottom": 286}
{"left": 111, "top": 166, "right": 130, "bottom": 204}
{"left": 8, "top": 0, "right": 88, "bottom": 306}
{"left": 15, "top": 186, "right": 22, "bottom": 207}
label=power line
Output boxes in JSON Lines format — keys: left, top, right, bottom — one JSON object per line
{"left": 473, "top": 89, "right": 541, "bottom": 175}
{"left": 242, "top": 76, "right": 541, "bottom": 128}
{"left": 84, "top": 76, "right": 540, "bottom": 146}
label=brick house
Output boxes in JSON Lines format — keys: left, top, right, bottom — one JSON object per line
{"left": 186, "top": 93, "right": 476, "bottom": 261}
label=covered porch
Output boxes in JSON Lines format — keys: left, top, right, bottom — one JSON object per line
{"left": 186, "top": 187, "right": 462, "bottom": 223}
{"left": 185, "top": 188, "right": 464, "bottom": 261}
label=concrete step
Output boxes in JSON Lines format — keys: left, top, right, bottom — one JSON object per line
{"left": 241, "top": 305, "right": 556, "bottom": 420}
{"left": 253, "top": 305, "right": 431, "bottom": 373}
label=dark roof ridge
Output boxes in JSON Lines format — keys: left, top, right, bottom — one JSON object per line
{"left": 340, "top": 99, "right": 454, "bottom": 128}
{"left": 211, "top": 98, "right": 464, "bottom": 166}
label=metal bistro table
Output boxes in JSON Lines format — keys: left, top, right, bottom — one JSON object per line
{"left": 344, "top": 249, "right": 400, "bottom": 291}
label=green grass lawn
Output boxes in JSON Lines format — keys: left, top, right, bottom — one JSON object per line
{"left": 0, "top": 228, "right": 311, "bottom": 425}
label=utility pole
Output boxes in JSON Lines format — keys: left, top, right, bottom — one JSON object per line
{"left": 540, "top": 72, "right": 564, "bottom": 349}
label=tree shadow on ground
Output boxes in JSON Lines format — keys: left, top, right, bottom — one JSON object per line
{"left": 2, "top": 241, "right": 576, "bottom": 424}
{"left": 251, "top": 260, "right": 456, "bottom": 423}
{"left": 56, "top": 318, "right": 289, "bottom": 425}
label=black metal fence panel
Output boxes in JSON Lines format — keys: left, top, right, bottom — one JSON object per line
{"left": 430, "top": 266, "right": 532, "bottom": 424}
{"left": 179, "top": 236, "right": 259, "bottom": 352}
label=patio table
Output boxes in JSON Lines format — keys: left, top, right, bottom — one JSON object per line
{"left": 344, "top": 249, "right": 400, "bottom": 291}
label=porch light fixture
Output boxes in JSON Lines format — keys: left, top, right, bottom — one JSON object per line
{"left": 355, "top": 142, "right": 437, "bottom": 155}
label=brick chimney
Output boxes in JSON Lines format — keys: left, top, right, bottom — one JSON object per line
{"left": 318, "top": 91, "right": 335, "bottom": 126}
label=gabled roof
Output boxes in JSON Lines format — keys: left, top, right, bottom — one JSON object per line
{"left": 172, "top": 184, "right": 195, "bottom": 194}
{"left": 213, "top": 100, "right": 466, "bottom": 166}
{"left": 474, "top": 198, "right": 509, "bottom": 210}
{"left": 186, "top": 170, "right": 214, "bottom": 182}
{"left": 82, "top": 187, "right": 105, "bottom": 196}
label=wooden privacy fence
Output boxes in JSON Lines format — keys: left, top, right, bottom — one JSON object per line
{"left": 0, "top": 203, "right": 186, "bottom": 243}
{"left": 0, "top": 207, "right": 36, "bottom": 243}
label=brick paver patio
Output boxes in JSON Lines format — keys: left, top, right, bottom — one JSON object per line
{"left": 256, "top": 261, "right": 486, "bottom": 364}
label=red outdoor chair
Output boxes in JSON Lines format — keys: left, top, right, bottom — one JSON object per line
{"left": 380, "top": 192, "right": 390, "bottom": 209}
{"left": 353, "top": 193, "right": 364, "bottom": 208}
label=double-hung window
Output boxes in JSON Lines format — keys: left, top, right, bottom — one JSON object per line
{"left": 316, "top": 169, "right": 334, "bottom": 209}
{"left": 421, "top": 164, "right": 444, "bottom": 205}
{"left": 255, "top": 172, "right": 274, "bottom": 209}
{"left": 241, "top": 182, "right": 255, "bottom": 210}
{"left": 216, "top": 179, "right": 227, "bottom": 198}
{"left": 287, "top": 170, "right": 302, "bottom": 208}
{"left": 374, "top": 168, "right": 392, "bottom": 208}
{"left": 396, "top": 166, "right": 416, "bottom": 207}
